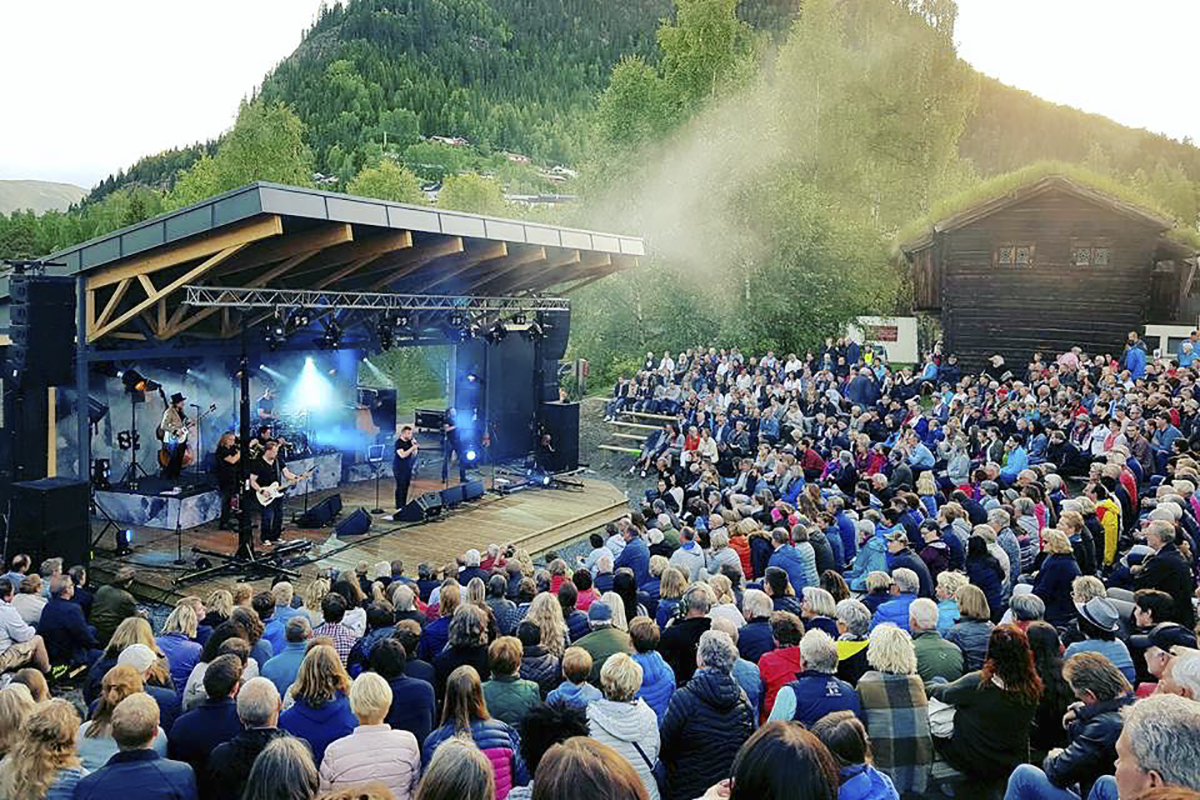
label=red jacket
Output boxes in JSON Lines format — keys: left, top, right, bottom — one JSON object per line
{"left": 759, "top": 645, "right": 803, "bottom": 724}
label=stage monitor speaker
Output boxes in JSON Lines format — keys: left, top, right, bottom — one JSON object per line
{"left": 538, "top": 401, "right": 580, "bottom": 472}
{"left": 395, "top": 491, "right": 443, "bottom": 523}
{"left": 7, "top": 275, "right": 76, "bottom": 387}
{"left": 297, "top": 493, "right": 342, "bottom": 528}
{"left": 9, "top": 477, "right": 90, "bottom": 569}
{"left": 440, "top": 485, "right": 465, "bottom": 507}
{"left": 335, "top": 508, "right": 372, "bottom": 537}
{"left": 462, "top": 480, "right": 485, "bottom": 501}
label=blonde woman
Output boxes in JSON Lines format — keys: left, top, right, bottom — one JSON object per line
{"left": 78, "top": 664, "right": 168, "bottom": 770}
{"left": 601, "top": 591, "right": 628, "bottom": 632}
{"left": 0, "top": 699, "right": 87, "bottom": 800}
{"left": 156, "top": 603, "right": 202, "bottom": 698}
{"left": 279, "top": 644, "right": 356, "bottom": 764}
{"left": 82, "top": 616, "right": 162, "bottom": 707}
{"left": 319, "top": 672, "right": 421, "bottom": 799}
{"left": 655, "top": 567, "right": 688, "bottom": 629}
{"left": 0, "top": 684, "right": 36, "bottom": 758}
{"left": 204, "top": 589, "right": 234, "bottom": 628}
{"left": 303, "top": 578, "right": 330, "bottom": 627}
{"left": 934, "top": 571, "right": 969, "bottom": 632}
{"left": 800, "top": 586, "right": 840, "bottom": 639}
{"left": 855, "top": 625, "right": 932, "bottom": 796}
{"left": 1030, "top": 529, "right": 1081, "bottom": 627}
{"left": 706, "top": 574, "right": 744, "bottom": 631}
{"left": 586, "top": 653, "right": 661, "bottom": 800}
{"left": 232, "top": 583, "right": 254, "bottom": 608}
{"left": 943, "top": 584, "right": 995, "bottom": 672}
{"left": 525, "top": 592, "right": 568, "bottom": 658}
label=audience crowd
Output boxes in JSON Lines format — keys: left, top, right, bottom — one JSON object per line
{"left": 2, "top": 335, "right": 1200, "bottom": 800}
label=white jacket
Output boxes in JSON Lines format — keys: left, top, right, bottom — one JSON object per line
{"left": 319, "top": 724, "right": 421, "bottom": 800}
{"left": 587, "top": 698, "right": 661, "bottom": 800}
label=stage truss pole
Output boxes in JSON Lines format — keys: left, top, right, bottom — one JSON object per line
{"left": 182, "top": 286, "right": 570, "bottom": 314}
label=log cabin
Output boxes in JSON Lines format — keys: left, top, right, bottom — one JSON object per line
{"left": 899, "top": 172, "right": 1198, "bottom": 370}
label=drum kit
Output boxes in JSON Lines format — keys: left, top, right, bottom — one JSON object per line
{"left": 273, "top": 410, "right": 314, "bottom": 458}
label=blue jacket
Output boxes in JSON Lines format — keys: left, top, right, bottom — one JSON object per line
{"left": 846, "top": 534, "right": 887, "bottom": 591}
{"left": 614, "top": 536, "right": 651, "bottom": 586}
{"left": 422, "top": 719, "right": 529, "bottom": 788}
{"left": 260, "top": 641, "right": 307, "bottom": 695}
{"left": 633, "top": 650, "right": 676, "bottom": 721}
{"left": 385, "top": 674, "right": 437, "bottom": 755}
{"left": 655, "top": 598, "right": 681, "bottom": 629}
{"left": 261, "top": 618, "right": 286, "bottom": 656}
{"left": 839, "top": 764, "right": 900, "bottom": 800}
{"left": 279, "top": 692, "right": 357, "bottom": 764}
{"left": 967, "top": 557, "right": 1005, "bottom": 616}
{"left": 835, "top": 512, "right": 858, "bottom": 563}
{"left": 565, "top": 609, "right": 590, "bottom": 643}
{"left": 73, "top": 749, "right": 197, "bottom": 800}
{"left": 147, "top": 685, "right": 181, "bottom": 733}
{"left": 155, "top": 632, "right": 201, "bottom": 698}
{"left": 768, "top": 544, "right": 816, "bottom": 593}
{"left": 167, "top": 697, "right": 243, "bottom": 778}
{"left": 1000, "top": 447, "right": 1029, "bottom": 483}
{"left": 737, "top": 618, "right": 774, "bottom": 664}
{"left": 546, "top": 679, "right": 603, "bottom": 710}
{"left": 1124, "top": 345, "right": 1146, "bottom": 380}
{"left": 418, "top": 616, "right": 451, "bottom": 662}
{"left": 870, "top": 593, "right": 917, "bottom": 631}
{"left": 39, "top": 596, "right": 98, "bottom": 665}
{"left": 1033, "top": 553, "right": 1082, "bottom": 627}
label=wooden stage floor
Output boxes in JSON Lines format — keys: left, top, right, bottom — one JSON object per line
{"left": 89, "top": 474, "right": 628, "bottom": 604}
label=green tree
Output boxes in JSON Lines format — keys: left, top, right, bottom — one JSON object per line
{"left": 168, "top": 101, "right": 314, "bottom": 209}
{"left": 346, "top": 160, "right": 426, "bottom": 204}
{"left": 657, "top": 0, "right": 758, "bottom": 115}
{"left": 437, "top": 173, "right": 507, "bottom": 215}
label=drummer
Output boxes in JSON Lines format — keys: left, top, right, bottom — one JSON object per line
{"left": 257, "top": 386, "right": 277, "bottom": 422}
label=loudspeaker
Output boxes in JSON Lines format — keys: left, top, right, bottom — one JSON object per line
{"left": 296, "top": 493, "right": 343, "bottom": 528}
{"left": 462, "top": 480, "right": 485, "bottom": 501}
{"left": 7, "top": 275, "right": 76, "bottom": 387}
{"left": 9, "top": 477, "right": 90, "bottom": 568}
{"left": 395, "top": 491, "right": 443, "bottom": 523}
{"left": 539, "top": 310, "right": 570, "bottom": 362}
{"left": 440, "top": 485, "right": 465, "bottom": 507}
{"left": 335, "top": 508, "right": 372, "bottom": 537}
{"left": 538, "top": 401, "right": 579, "bottom": 472}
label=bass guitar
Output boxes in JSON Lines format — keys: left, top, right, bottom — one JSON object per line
{"left": 255, "top": 470, "right": 312, "bottom": 507}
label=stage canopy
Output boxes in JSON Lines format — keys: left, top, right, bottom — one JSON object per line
{"left": 2, "top": 182, "right": 643, "bottom": 351}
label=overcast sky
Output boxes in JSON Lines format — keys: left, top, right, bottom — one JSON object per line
{"left": 1, "top": 0, "right": 1197, "bottom": 190}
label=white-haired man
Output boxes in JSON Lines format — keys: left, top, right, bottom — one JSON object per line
{"left": 207, "top": 677, "right": 288, "bottom": 800}
{"left": 767, "top": 629, "right": 861, "bottom": 726}
{"left": 909, "top": 597, "right": 963, "bottom": 684}
{"left": 1085, "top": 693, "right": 1200, "bottom": 800}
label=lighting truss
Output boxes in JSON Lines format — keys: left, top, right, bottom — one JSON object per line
{"left": 184, "top": 286, "right": 570, "bottom": 313}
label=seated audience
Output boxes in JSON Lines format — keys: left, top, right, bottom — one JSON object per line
{"left": 278, "top": 644, "right": 356, "bottom": 764}
{"left": 74, "top": 693, "right": 198, "bottom": 800}
{"left": 319, "top": 672, "right": 421, "bottom": 799}
{"left": 0, "top": 698, "right": 88, "bottom": 800}
{"left": 586, "top": 652, "right": 661, "bottom": 800}
{"left": 545, "top": 647, "right": 602, "bottom": 710}
{"left": 207, "top": 677, "right": 292, "bottom": 800}
{"left": 769, "top": 629, "right": 861, "bottom": 725}
{"left": 79, "top": 664, "right": 168, "bottom": 770}
{"left": 856, "top": 624, "right": 932, "bottom": 797}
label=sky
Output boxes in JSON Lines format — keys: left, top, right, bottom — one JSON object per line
{"left": 1, "top": 0, "right": 1198, "bottom": 190}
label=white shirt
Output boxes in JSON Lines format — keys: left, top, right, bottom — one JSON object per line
{"left": 12, "top": 593, "right": 46, "bottom": 626}
{"left": 0, "top": 600, "right": 35, "bottom": 652}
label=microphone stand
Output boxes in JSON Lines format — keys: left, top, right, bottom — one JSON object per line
{"left": 189, "top": 403, "right": 203, "bottom": 478}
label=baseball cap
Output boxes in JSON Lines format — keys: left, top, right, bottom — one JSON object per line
{"left": 1130, "top": 622, "right": 1198, "bottom": 652}
{"left": 588, "top": 601, "right": 612, "bottom": 622}
{"left": 117, "top": 643, "right": 157, "bottom": 673}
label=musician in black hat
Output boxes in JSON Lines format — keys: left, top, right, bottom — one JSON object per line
{"left": 159, "top": 392, "right": 190, "bottom": 479}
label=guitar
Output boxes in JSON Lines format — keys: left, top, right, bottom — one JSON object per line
{"left": 255, "top": 470, "right": 312, "bottom": 506}
{"left": 157, "top": 403, "right": 217, "bottom": 469}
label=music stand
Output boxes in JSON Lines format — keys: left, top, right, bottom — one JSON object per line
{"left": 367, "top": 443, "right": 387, "bottom": 514}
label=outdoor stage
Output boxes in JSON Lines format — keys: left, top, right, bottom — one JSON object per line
{"left": 87, "top": 472, "right": 628, "bottom": 603}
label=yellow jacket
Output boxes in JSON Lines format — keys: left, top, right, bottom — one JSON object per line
{"left": 1096, "top": 498, "right": 1121, "bottom": 566}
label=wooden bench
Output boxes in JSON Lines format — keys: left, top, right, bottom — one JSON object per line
{"left": 612, "top": 432, "right": 647, "bottom": 442}
{"left": 620, "top": 410, "right": 677, "bottom": 422}
{"left": 598, "top": 444, "right": 641, "bottom": 455}
{"left": 606, "top": 420, "right": 659, "bottom": 431}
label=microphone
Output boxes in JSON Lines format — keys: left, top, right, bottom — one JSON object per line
{"left": 189, "top": 403, "right": 202, "bottom": 408}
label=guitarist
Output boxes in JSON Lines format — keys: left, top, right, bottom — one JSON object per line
{"left": 247, "top": 440, "right": 303, "bottom": 544}
{"left": 159, "top": 392, "right": 190, "bottom": 479}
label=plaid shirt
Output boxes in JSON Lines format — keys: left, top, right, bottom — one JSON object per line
{"left": 311, "top": 621, "right": 358, "bottom": 665}
{"left": 856, "top": 670, "right": 933, "bottom": 795}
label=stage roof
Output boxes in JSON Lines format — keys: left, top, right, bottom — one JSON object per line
{"left": 8, "top": 182, "right": 643, "bottom": 347}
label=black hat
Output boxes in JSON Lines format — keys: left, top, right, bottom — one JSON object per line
{"left": 1130, "top": 622, "right": 1198, "bottom": 652}
{"left": 170, "top": 392, "right": 186, "bottom": 405}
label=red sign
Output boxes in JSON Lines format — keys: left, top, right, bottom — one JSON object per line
{"left": 864, "top": 324, "right": 898, "bottom": 342}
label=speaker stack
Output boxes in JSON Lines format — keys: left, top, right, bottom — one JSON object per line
{"left": 9, "top": 477, "right": 91, "bottom": 569}
{"left": 295, "top": 493, "right": 343, "bottom": 528}
{"left": 393, "top": 479, "right": 485, "bottom": 523}
{"left": 538, "top": 401, "right": 580, "bottom": 472}
{"left": 8, "top": 274, "right": 76, "bottom": 387}
{"left": 335, "top": 508, "right": 372, "bottom": 537}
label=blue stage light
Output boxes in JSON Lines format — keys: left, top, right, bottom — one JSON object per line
{"left": 465, "top": 449, "right": 477, "bottom": 462}
{"left": 116, "top": 529, "right": 133, "bottom": 556}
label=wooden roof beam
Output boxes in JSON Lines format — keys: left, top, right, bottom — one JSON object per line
{"left": 283, "top": 230, "right": 414, "bottom": 281}
{"left": 89, "top": 243, "right": 250, "bottom": 342}
{"left": 450, "top": 247, "right": 547, "bottom": 294}
{"left": 477, "top": 249, "right": 581, "bottom": 296}
{"left": 512, "top": 252, "right": 607, "bottom": 294}
{"left": 363, "top": 238, "right": 468, "bottom": 291}
{"left": 207, "top": 223, "right": 354, "bottom": 280}
{"left": 420, "top": 243, "right": 517, "bottom": 292}
{"left": 87, "top": 215, "right": 282, "bottom": 290}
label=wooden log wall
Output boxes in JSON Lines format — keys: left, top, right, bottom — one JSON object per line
{"left": 940, "top": 189, "right": 1161, "bottom": 371}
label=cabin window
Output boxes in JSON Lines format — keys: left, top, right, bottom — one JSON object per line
{"left": 995, "top": 243, "right": 1035, "bottom": 268}
{"left": 1070, "top": 239, "right": 1111, "bottom": 267}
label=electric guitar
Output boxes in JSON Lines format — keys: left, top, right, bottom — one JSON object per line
{"left": 255, "top": 469, "right": 312, "bottom": 506}
{"left": 157, "top": 403, "right": 216, "bottom": 469}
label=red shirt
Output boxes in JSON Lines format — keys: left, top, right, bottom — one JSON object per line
{"left": 759, "top": 645, "right": 804, "bottom": 723}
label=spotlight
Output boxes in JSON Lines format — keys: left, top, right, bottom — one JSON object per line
{"left": 378, "top": 319, "right": 396, "bottom": 351}
{"left": 91, "top": 458, "right": 111, "bottom": 490}
{"left": 446, "top": 313, "right": 478, "bottom": 343}
{"left": 465, "top": 449, "right": 477, "bottom": 462}
{"left": 521, "top": 321, "right": 545, "bottom": 342}
{"left": 121, "top": 368, "right": 160, "bottom": 394}
{"left": 512, "top": 313, "right": 528, "bottom": 325}
{"left": 316, "top": 319, "right": 342, "bottom": 350}
{"left": 466, "top": 373, "right": 479, "bottom": 383}
{"left": 485, "top": 322, "right": 507, "bottom": 344}
{"left": 290, "top": 308, "right": 312, "bottom": 328}
{"left": 115, "top": 528, "right": 133, "bottom": 556}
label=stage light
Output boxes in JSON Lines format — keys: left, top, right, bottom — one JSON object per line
{"left": 485, "top": 322, "right": 507, "bottom": 344}
{"left": 466, "top": 373, "right": 479, "bottom": 383}
{"left": 264, "top": 310, "right": 288, "bottom": 351}
{"left": 91, "top": 458, "right": 111, "bottom": 490}
{"left": 316, "top": 319, "right": 342, "bottom": 350}
{"left": 121, "top": 368, "right": 160, "bottom": 394}
{"left": 291, "top": 356, "right": 334, "bottom": 411}
{"left": 290, "top": 308, "right": 312, "bottom": 328}
{"left": 512, "top": 313, "right": 528, "bottom": 325}
{"left": 115, "top": 528, "right": 133, "bottom": 556}
{"left": 521, "top": 321, "right": 545, "bottom": 342}
{"left": 465, "top": 449, "right": 477, "bottom": 462}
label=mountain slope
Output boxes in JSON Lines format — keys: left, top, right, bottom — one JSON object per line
{"left": 0, "top": 180, "right": 86, "bottom": 215}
